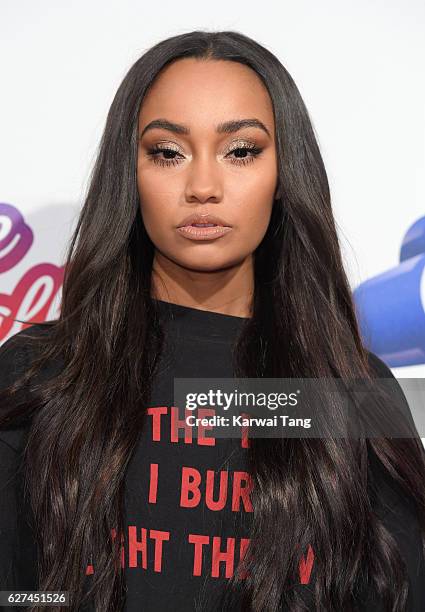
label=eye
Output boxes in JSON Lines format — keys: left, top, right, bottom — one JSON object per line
{"left": 225, "top": 144, "right": 263, "bottom": 166}
{"left": 146, "top": 145, "right": 184, "bottom": 167}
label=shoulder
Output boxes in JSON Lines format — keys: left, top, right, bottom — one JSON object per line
{"left": 364, "top": 350, "right": 395, "bottom": 378}
{"left": 0, "top": 324, "right": 54, "bottom": 452}
{"left": 364, "top": 349, "right": 417, "bottom": 431}
{"left": 0, "top": 322, "right": 51, "bottom": 350}
{"left": 0, "top": 324, "right": 51, "bottom": 388}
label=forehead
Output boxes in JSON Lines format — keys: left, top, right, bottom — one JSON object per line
{"left": 138, "top": 58, "right": 275, "bottom": 134}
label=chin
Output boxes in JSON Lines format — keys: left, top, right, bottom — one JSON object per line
{"left": 179, "top": 254, "right": 239, "bottom": 273}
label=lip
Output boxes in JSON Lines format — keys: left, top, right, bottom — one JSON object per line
{"left": 176, "top": 225, "right": 233, "bottom": 240}
{"left": 176, "top": 212, "right": 232, "bottom": 228}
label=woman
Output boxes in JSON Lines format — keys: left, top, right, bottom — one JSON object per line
{"left": 0, "top": 30, "right": 424, "bottom": 612}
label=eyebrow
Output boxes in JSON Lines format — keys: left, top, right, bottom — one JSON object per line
{"left": 139, "top": 117, "right": 271, "bottom": 139}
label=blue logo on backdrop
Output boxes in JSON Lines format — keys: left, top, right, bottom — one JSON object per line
{"left": 353, "top": 216, "right": 425, "bottom": 368}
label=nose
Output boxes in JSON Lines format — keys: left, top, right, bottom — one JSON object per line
{"left": 184, "top": 151, "right": 223, "bottom": 203}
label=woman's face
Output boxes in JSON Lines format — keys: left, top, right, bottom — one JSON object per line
{"left": 137, "top": 58, "right": 278, "bottom": 273}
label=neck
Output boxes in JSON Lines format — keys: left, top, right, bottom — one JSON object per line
{"left": 150, "top": 251, "right": 254, "bottom": 318}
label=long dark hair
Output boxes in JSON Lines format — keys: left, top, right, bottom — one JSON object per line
{"left": 1, "top": 30, "right": 425, "bottom": 612}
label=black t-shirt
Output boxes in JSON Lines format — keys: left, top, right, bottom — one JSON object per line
{"left": 0, "top": 299, "right": 424, "bottom": 611}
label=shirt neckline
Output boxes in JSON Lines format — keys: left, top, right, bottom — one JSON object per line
{"left": 152, "top": 298, "right": 249, "bottom": 343}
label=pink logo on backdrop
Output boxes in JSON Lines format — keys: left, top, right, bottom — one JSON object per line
{"left": 0, "top": 202, "right": 64, "bottom": 342}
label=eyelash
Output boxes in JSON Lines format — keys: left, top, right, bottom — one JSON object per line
{"left": 146, "top": 144, "right": 263, "bottom": 167}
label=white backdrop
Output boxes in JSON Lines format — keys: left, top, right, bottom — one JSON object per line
{"left": 1, "top": 0, "right": 424, "bottom": 383}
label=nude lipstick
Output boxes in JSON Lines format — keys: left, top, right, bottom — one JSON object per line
{"left": 176, "top": 213, "right": 233, "bottom": 241}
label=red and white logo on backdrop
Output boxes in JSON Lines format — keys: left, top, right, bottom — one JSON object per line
{"left": 0, "top": 202, "right": 64, "bottom": 343}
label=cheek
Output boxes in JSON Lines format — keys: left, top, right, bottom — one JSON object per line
{"left": 229, "top": 172, "right": 276, "bottom": 242}
{"left": 137, "top": 173, "right": 175, "bottom": 237}
{"left": 237, "top": 201, "right": 274, "bottom": 251}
